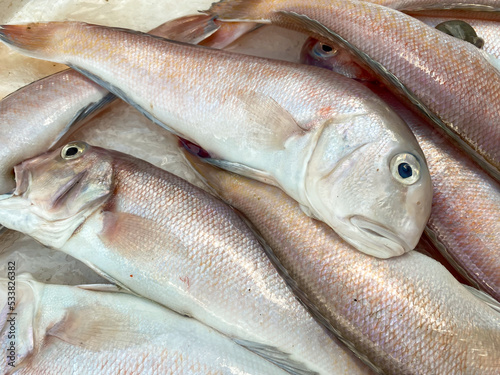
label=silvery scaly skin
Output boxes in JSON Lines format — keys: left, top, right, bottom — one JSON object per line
{"left": 367, "top": 0, "right": 500, "bottom": 11}
{"left": 300, "top": 36, "right": 500, "bottom": 302}
{"left": 209, "top": 0, "right": 500, "bottom": 182}
{"left": 0, "top": 15, "right": 227, "bottom": 196}
{"left": 0, "top": 21, "right": 432, "bottom": 259}
{"left": 0, "top": 143, "right": 372, "bottom": 375}
{"left": 0, "top": 275, "right": 290, "bottom": 375}
{"left": 184, "top": 154, "right": 500, "bottom": 375}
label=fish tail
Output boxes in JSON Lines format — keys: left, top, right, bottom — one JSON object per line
{"left": 0, "top": 22, "right": 71, "bottom": 57}
{"left": 208, "top": 0, "right": 272, "bottom": 22}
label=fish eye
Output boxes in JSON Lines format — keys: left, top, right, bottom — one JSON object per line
{"left": 390, "top": 153, "right": 421, "bottom": 185}
{"left": 60, "top": 141, "right": 88, "bottom": 160}
{"left": 313, "top": 42, "right": 338, "bottom": 57}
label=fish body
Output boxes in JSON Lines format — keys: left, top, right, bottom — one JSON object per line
{"left": 300, "top": 35, "right": 500, "bottom": 301}
{"left": 185, "top": 152, "right": 500, "bottom": 375}
{"left": 0, "top": 143, "right": 371, "bottom": 375}
{"left": 369, "top": 0, "right": 500, "bottom": 11}
{"left": 0, "top": 274, "right": 291, "bottom": 375}
{"left": 210, "top": 0, "right": 500, "bottom": 181}
{"left": 0, "top": 21, "right": 433, "bottom": 258}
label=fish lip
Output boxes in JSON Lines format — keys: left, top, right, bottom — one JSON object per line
{"left": 51, "top": 171, "right": 86, "bottom": 208}
{"left": 349, "top": 216, "right": 410, "bottom": 258}
{"left": 13, "top": 164, "right": 30, "bottom": 196}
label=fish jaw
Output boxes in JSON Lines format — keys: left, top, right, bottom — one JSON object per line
{"left": 0, "top": 142, "right": 113, "bottom": 248}
{"left": 303, "top": 108, "right": 432, "bottom": 258}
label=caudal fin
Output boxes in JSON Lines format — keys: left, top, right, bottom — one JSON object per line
{"left": 0, "top": 23, "right": 69, "bottom": 56}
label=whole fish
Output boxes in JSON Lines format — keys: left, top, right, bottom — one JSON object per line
{"left": 0, "top": 21, "right": 433, "bottom": 258}
{"left": 0, "top": 274, "right": 290, "bottom": 375}
{"left": 0, "top": 142, "right": 371, "bottom": 375}
{"left": 300, "top": 37, "right": 500, "bottom": 302}
{"left": 183, "top": 151, "right": 500, "bottom": 375}
{"left": 209, "top": 0, "right": 500, "bottom": 181}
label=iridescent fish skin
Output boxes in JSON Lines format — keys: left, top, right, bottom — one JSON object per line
{"left": 210, "top": 0, "right": 500, "bottom": 181}
{"left": 300, "top": 37, "right": 500, "bottom": 301}
{"left": 408, "top": 11, "right": 500, "bottom": 58}
{"left": 0, "top": 143, "right": 371, "bottom": 375}
{"left": 368, "top": 0, "right": 500, "bottom": 11}
{"left": 0, "top": 275, "right": 290, "bottom": 375}
{"left": 0, "top": 70, "right": 111, "bottom": 194}
{"left": 0, "top": 21, "right": 433, "bottom": 259}
{"left": 184, "top": 152, "right": 500, "bottom": 375}
{"left": 0, "top": 15, "right": 227, "bottom": 196}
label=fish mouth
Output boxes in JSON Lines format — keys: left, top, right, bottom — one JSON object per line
{"left": 13, "top": 164, "right": 30, "bottom": 197}
{"left": 349, "top": 216, "right": 410, "bottom": 259}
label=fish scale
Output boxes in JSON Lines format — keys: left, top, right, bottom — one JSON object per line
{"left": 0, "top": 20, "right": 432, "bottom": 259}
{"left": 0, "top": 143, "right": 372, "bottom": 375}
{"left": 209, "top": 0, "right": 500, "bottom": 181}
{"left": 185, "top": 154, "right": 500, "bottom": 374}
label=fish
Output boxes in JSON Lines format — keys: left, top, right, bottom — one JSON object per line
{"left": 183, "top": 150, "right": 500, "bottom": 375}
{"left": 0, "top": 14, "right": 231, "bottom": 196}
{"left": 0, "top": 21, "right": 433, "bottom": 258}
{"left": 300, "top": 35, "right": 500, "bottom": 302}
{"left": 0, "top": 274, "right": 291, "bottom": 375}
{"left": 0, "top": 142, "right": 372, "bottom": 375}
{"left": 209, "top": 0, "right": 500, "bottom": 182}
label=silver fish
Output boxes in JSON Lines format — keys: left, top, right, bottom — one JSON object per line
{"left": 0, "top": 21, "right": 432, "bottom": 258}
{"left": 184, "top": 150, "right": 500, "bottom": 375}
{"left": 0, "top": 274, "right": 290, "bottom": 375}
{"left": 0, "top": 142, "right": 371, "bottom": 375}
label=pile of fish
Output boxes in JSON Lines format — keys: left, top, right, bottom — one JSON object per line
{"left": 0, "top": 0, "right": 499, "bottom": 374}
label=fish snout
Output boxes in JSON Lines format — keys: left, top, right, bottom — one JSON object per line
{"left": 349, "top": 216, "right": 412, "bottom": 259}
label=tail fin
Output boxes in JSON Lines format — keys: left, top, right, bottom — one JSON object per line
{"left": 208, "top": 0, "right": 272, "bottom": 22}
{"left": 0, "top": 23, "right": 67, "bottom": 56}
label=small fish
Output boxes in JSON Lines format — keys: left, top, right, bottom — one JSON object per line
{"left": 0, "top": 142, "right": 372, "bottom": 375}
{"left": 300, "top": 37, "right": 500, "bottom": 301}
{"left": 0, "top": 21, "right": 432, "bottom": 258}
{"left": 0, "top": 274, "right": 290, "bottom": 375}
{"left": 183, "top": 150, "right": 500, "bottom": 375}
{"left": 209, "top": 0, "right": 500, "bottom": 181}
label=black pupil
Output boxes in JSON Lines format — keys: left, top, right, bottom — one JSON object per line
{"left": 321, "top": 44, "right": 333, "bottom": 53}
{"left": 398, "top": 163, "right": 413, "bottom": 179}
{"left": 65, "top": 147, "right": 79, "bottom": 157}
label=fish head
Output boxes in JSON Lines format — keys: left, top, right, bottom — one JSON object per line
{"left": 300, "top": 37, "right": 375, "bottom": 81}
{"left": 304, "top": 104, "right": 432, "bottom": 259}
{"left": 0, "top": 141, "right": 113, "bottom": 248}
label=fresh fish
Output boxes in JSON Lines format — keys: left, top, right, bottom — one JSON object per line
{"left": 0, "top": 21, "right": 432, "bottom": 258}
{"left": 0, "top": 14, "right": 230, "bottom": 196}
{"left": 0, "top": 274, "right": 290, "bottom": 375}
{"left": 183, "top": 151, "right": 500, "bottom": 375}
{"left": 300, "top": 35, "right": 500, "bottom": 302}
{"left": 209, "top": 0, "right": 500, "bottom": 182}
{"left": 0, "top": 142, "right": 372, "bottom": 375}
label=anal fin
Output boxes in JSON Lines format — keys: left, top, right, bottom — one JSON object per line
{"left": 233, "top": 339, "right": 318, "bottom": 375}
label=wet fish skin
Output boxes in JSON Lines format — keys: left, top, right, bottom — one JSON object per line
{"left": 0, "top": 69, "right": 111, "bottom": 194}
{"left": 0, "top": 275, "right": 291, "bottom": 375}
{"left": 0, "top": 142, "right": 371, "bottom": 375}
{"left": 0, "top": 21, "right": 433, "bottom": 259}
{"left": 368, "top": 0, "right": 500, "bottom": 11}
{"left": 408, "top": 11, "right": 500, "bottom": 58}
{"left": 184, "top": 152, "right": 500, "bottom": 375}
{"left": 300, "top": 35, "right": 500, "bottom": 302}
{"left": 210, "top": 0, "right": 500, "bottom": 182}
